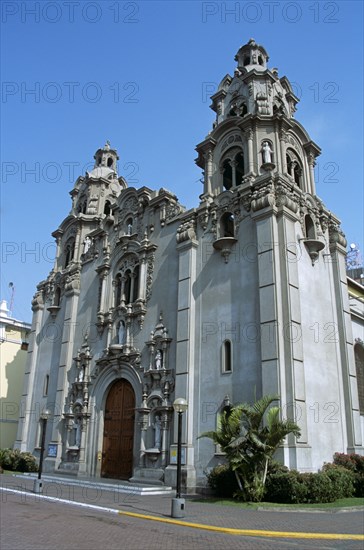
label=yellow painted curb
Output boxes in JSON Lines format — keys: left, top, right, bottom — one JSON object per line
{"left": 118, "top": 510, "right": 364, "bottom": 540}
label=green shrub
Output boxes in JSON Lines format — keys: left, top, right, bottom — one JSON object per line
{"left": 332, "top": 452, "right": 364, "bottom": 497}
{"left": 322, "top": 463, "right": 355, "bottom": 498}
{"left": 333, "top": 452, "right": 364, "bottom": 473}
{"left": 264, "top": 470, "right": 307, "bottom": 503}
{"left": 0, "top": 448, "right": 38, "bottom": 473}
{"left": 300, "top": 472, "right": 336, "bottom": 503}
{"left": 206, "top": 464, "right": 238, "bottom": 497}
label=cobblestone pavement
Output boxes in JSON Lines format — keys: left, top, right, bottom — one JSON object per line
{"left": 1, "top": 476, "right": 363, "bottom": 550}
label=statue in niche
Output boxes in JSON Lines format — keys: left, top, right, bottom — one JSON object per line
{"left": 83, "top": 236, "right": 92, "bottom": 254}
{"left": 118, "top": 320, "right": 125, "bottom": 345}
{"left": 153, "top": 415, "right": 162, "bottom": 449}
{"left": 73, "top": 417, "right": 82, "bottom": 448}
{"left": 78, "top": 366, "right": 85, "bottom": 382}
{"left": 155, "top": 350, "right": 162, "bottom": 370}
{"left": 127, "top": 223, "right": 133, "bottom": 236}
{"left": 262, "top": 141, "right": 273, "bottom": 164}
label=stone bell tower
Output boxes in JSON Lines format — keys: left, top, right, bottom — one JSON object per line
{"left": 193, "top": 38, "right": 361, "bottom": 474}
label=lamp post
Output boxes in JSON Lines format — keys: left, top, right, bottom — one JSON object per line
{"left": 33, "top": 408, "right": 51, "bottom": 494}
{"left": 171, "top": 397, "right": 188, "bottom": 518}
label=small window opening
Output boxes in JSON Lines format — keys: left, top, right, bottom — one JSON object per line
{"left": 305, "top": 215, "right": 316, "bottom": 240}
{"left": 221, "top": 212, "right": 235, "bottom": 237}
{"left": 54, "top": 287, "right": 61, "bottom": 307}
{"left": 104, "top": 201, "right": 111, "bottom": 215}
{"left": 240, "top": 103, "right": 247, "bottom": 117}
{"left": 43, "top": 375, "right": 49, "bottom": 397}
{"left": 126, "top": 218, "right": 133, "bottom": 235}
{"left": 107, "top": 157, "right": 113, "bottom": 168}
{"left": 244, "top": 56, "right": 250, "bottom": 66}
{"left": 235, "top": 152, "right": 245, "bottom": 184}
{"left": 222, "top": 340, "right": 232, "bottom": 373}
{"left": 222, "top": 160, "right": 233, "bottom": 190}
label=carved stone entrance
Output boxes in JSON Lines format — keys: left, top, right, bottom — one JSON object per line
{"left": 101, "top": 379, "right": 135, "bottom": 479}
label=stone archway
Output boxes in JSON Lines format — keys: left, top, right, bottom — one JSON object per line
{"left": 101, "top": 379, "right": 135, "bottom": 479}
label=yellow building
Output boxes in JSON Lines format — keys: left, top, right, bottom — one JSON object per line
{"left": 0, "top": 300, "right": 30, "bottom": 448}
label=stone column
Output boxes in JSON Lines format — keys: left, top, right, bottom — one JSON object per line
{"left": 46, "top": 275, "right": 80, "bottom": 471}
{"left": 138, "top": 256, "right": 147, "bottom": 301}
{"left": 252, "top": 195, "right": 309, "bottom": 470}
{"left": 165, "top": 235, "right": 198, "bottom": 491}
{"left": 230, "top": 159, "right": 237, "bottom": 187}
{"left": 329, "top": 226, "right": 363, "bottom": 451}
{"left": 247, "top": 129, "right": 255, "bottom": 174}
{"left": 15, "top": 292, "right": 45, "bottom": 451}
{"left": 204, "top": 150, "right": 213, "bottom": 195}
{"left": 279, "top": 130, "right": 287, "bottom": 174}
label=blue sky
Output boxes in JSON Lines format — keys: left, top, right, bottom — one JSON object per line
{"left": 1, "top": 0, "right": 363, "bottom": 321}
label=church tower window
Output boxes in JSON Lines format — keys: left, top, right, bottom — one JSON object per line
{"left": 286, "top": 149, "right": 303, "bottom": 188}
{"left": 222, "top": 160, "right": 233, "bottom": 190}
{"left": 305, "top": 215, "right": 316, "bottom": 240}
{"left": 222, "top": 340, "right": 232, "bottom": 373}
{"left": 221, "top": 212, "right": 235, "bottom": 238}
{"left": 235, "top": 152, "right": 245, "bottom": 184}
{"left": 104, "top": 200, "right": 111, "bottom": 215}
{"left": 64, "top": 237, "right": 75, "bottom": 268}
{"left": 124, "top": 270, "right": 132, "bottom": 304}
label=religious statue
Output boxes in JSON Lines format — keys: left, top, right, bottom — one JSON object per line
{"left": 118, "top": 320, "right": 125, "bottom": 345}
{"left": 73, "top": 417, "right": 81, "bottom": 448}
{"left": 83, "top": 236, "right": 91, "bottom": 254}
{"left": 155, "top": 350, "right": 162, "bottom": 370}
{"left": 153, "top": 415, "right": 162, "bottom": 449}
{"left": 78, "top": 366, "right": 84, "bottom": 382}
{"left": 262, "top": 141, "right": 273, "bottom": 164}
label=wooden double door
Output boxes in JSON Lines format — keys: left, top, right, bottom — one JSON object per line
{"left": 101, "top": 379, "right": 135, "bottom": 479}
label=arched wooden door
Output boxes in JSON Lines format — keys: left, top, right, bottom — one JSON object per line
{"left": 101, "top": 379, "right": 135, "bottom": 479}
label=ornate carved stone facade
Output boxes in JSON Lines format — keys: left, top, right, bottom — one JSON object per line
{"left": 16, "top": 40, "right": 363, "bottom": 491}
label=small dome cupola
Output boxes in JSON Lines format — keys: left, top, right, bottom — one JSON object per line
{"left": 93, "top": 141, "right": 119, "bottom": 171}
{"left": 235, "top": 38, "right": 268, "bottom": 72}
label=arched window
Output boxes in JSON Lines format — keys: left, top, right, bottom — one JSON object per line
{"left": 77, "top": 196, "right": 87, "bottom": 214}
{"left": 354, "top": 343, "right": 364, "bottom": 415}
{"left": 115, "top": 273, "right": 122, "bottom": 307}
{"left": 222, "top": 340, "right": 232, "bottom": 373}
{"left": 107, "top": 157, "right": 113, "bottom": 168}
{"left": 126, "top": 217, "right": 133, "bottom": 235}
{"left": 244, "top": 56, "right": 250, "bottom": 66}
{"left": 240, "top": 103, "right": 248, "bottom": 117}
{"left": 286, "top": 149, "right": 303, "bottom": 188}
{"left": 221, "top": 212, "right": 234, "bottom": 238}
{"left": 222, "top": 160, "right": 233, "bottom": 190}
{"left": 305, "top": 215, "right": 316, "bottom": 240}
{"left": 64, "top": 238, "right": 75, "bottom": 268}
{"left": 104, "top": 200, "right": 111, "bottom": 215}
{"left": 54, "top": 287, "right": 61, "bottom": 306}
{"left": 235, "top": 152, "right": 245, "bottom": 183}
{"left": 115, "top": 261, "right": 140, "bottom": 307}
{"left": 124, "top": 270, "right": 132, "bottom": 304}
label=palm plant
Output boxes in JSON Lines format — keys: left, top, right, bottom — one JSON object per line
{"left": 199, "top": 394, "right": 301, "bottom": 501}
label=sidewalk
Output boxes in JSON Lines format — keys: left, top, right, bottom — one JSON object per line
{"left": 1, "top": 473, "right": 364, "bottom": 540}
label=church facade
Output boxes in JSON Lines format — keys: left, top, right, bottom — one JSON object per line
{"left": 16, "top": 39, "right": 364, "bottom": 491}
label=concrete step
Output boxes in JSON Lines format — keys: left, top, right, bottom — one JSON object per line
{"left": 13, "top": 473, "right": 174, "bottom": 496}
